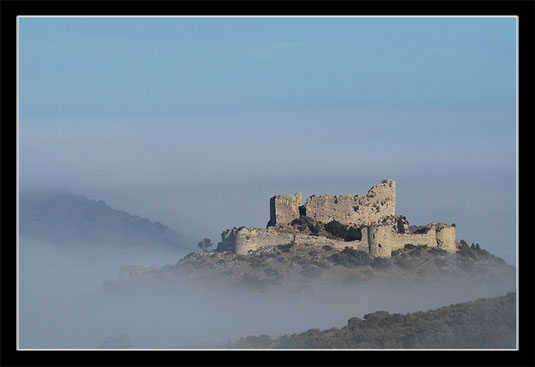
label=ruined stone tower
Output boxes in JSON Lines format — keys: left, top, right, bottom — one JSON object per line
{"left": 218, "top": 179, "right": 456, "bottom": 256}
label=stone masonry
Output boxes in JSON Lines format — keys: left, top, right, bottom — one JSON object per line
{"left": 268, "top": 179, "right": 396, "bottom": 227}
{"left": 216, "top": 179, "right": 456, "bottom": 256}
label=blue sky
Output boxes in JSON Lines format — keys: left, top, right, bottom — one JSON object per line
{"left": 18, "top": 17, "right": 517, "bottom": 262}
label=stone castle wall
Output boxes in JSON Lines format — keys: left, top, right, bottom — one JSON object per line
{"left": 216, "top": 179, "right": 457, "bottom": 257}
{"left": 269, "top": 179, "right": 396, "bottom": 227}
{"left": 217, "top": 222, "right": 455, "bottom": 257}
{"left": 367, "top": 223, "right": 456, "bottom": 257}
{"left": 269, "top": 193, "right": 303, "bottom": 226}
{"left": 218, "top": 227, "right": 368, "bottom": 255}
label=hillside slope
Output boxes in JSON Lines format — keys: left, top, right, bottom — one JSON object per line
{"left": 20, "top": 191, "right": 190, "bottom": 250}
{"left": 228, "top": 291, "right": 516, "bottom": 349}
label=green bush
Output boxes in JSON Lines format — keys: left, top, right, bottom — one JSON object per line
{"left": 363, "top": 310, "right": 390, "bottom": 321}
{"left": 311, "top": 223, "right": 321, "bottom": 235}
{"left": 324, "top": 220, "right": 361, "bottom": 241}
{"left": 277, "top": 243, "right": 294, "bottom": 252}
{"left": 396, "top": 217, "right": 406, "bottom": 234}
{"left": 429, "top": 248, "right": 447, "bottom": 255}
{"left": 330, "top": 247, "right": 371, "bottom": 267}
{"left": 236, "top": 334, "right": 272, "bottom": 348}
{"left": 345, "top": 226, "right": 362, "bottom": 241}
{"left": 391, "top": 249, "right": 402, "bottom": 257}
{"left": 324, "top": 220, "right": 347, "bottom": 238}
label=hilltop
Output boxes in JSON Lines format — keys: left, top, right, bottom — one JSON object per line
{"left": 103, "top": 179, "right": 514, "bottom": 296}
{"left": 105, "top": 240, "right": 514, "bottom": 294}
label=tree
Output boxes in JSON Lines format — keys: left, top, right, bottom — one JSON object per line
{"left": 198, "top": 238, "right": 213, "bottom": 253}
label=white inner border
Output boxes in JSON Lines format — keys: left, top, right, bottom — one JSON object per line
{"left": 16, "top": 15, "right": 519, "bottom": 351}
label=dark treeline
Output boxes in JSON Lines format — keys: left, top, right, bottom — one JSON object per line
{"left": 228, "top": 292, "right": 516, "bottom": 349}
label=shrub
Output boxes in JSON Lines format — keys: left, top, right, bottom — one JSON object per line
{"left": 308, "top": 250, "right": 319, "bottom": 257}
{"left": 396, "top": 218, "right": 405, "bottom": 234}
{"left": 197, "top": 238, "right": 213, "bottom": 253}
{"left": 406, "top": 245, "right": 428, "bottom": 256}
{"left": 277, "top": 243, "right": 294, "bottom": 252}
{"left": 324, "top": 220, "right": 347, "bottom": 238}
{"left": 330, "top": 248, "right": 371, "bottom": 267}
{"left": 404, "top": 244, "right": 416, "bottom": 249}
{"left": 311, "top": 223, "right": 321, "bottom": 236}
{"left": 237, "top": 335, "right": 272, "bottom": 349}
{"left": 429, "top": 248, "right": 447, "bottom": 255}
{"left": 324, "top": 220, "right": 361, "bottom": 241}
{"left": 322, "top": 245, "right": 333, "bottom": 251}
{"left": 363, "top": 310, "right": 390, "bottom": 321}
{"left": 391, "top": 249, "right": 402, "bottom": 257}
{"left": 345, "top": 226, "right": 362, "bottom": 241}
{"left": 457, "top": 245, "right": 477, "bottom": 260}
{"left": 291, "top": 216, "right": 313, "bottom": 227}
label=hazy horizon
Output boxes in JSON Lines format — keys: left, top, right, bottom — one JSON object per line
{"left": 17, "top": 16, "right": 517, "bottom": 349}
{"left": 18, "top": 17, "right": 517, "bottom": 264}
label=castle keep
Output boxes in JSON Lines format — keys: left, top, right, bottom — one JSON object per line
{"left": 217, "top": 179, "right": 457, "bottom": 257}
{"left": 269, "top": 179, "right": 396, "bottom": 227}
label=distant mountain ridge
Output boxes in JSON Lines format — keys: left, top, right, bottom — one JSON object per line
{"left": 19, "top": 191, "right": 190, "bottom": 250}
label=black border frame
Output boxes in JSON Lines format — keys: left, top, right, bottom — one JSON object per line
{"left": 1, "top": 1, "right": 534, "bottom": 366}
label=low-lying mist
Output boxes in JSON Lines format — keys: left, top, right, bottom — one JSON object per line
{"left": 19, "top": 237, "right": 515, "bottom": 349}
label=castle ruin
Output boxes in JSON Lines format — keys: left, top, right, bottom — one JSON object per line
{"left": 217, "top": 179, "right": 456, "bottom": 257}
